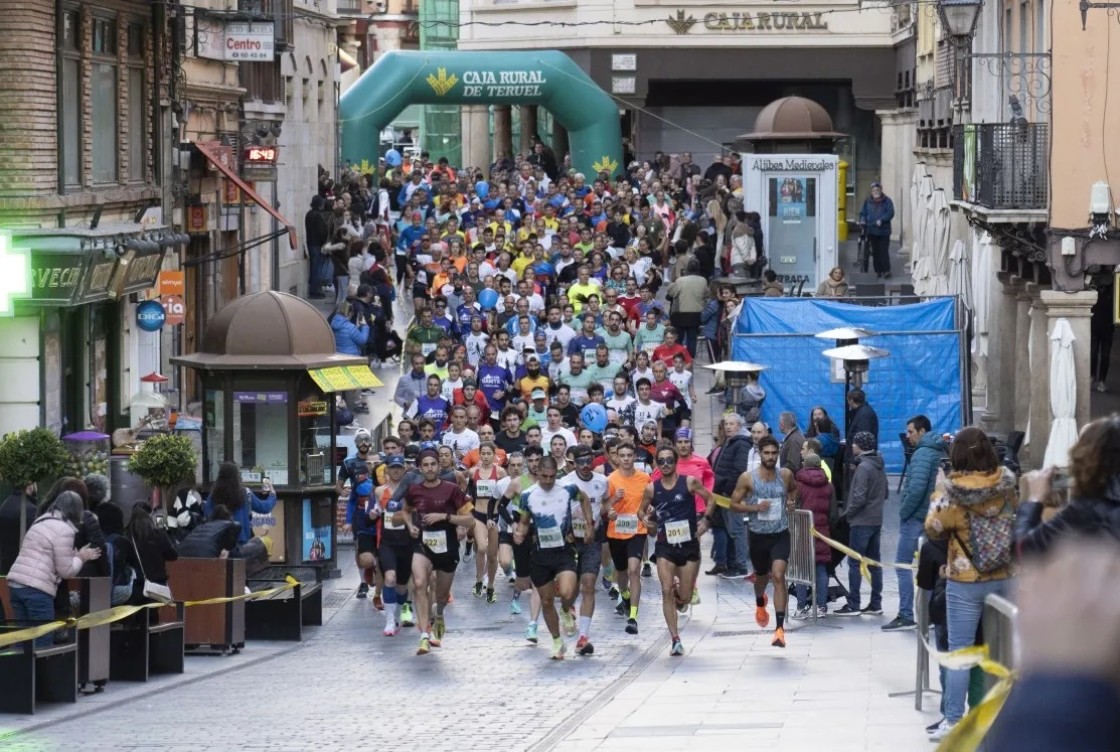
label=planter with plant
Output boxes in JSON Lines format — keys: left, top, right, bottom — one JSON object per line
{"left": 127, "top": 433, "right": 199, "bottom": 511}
{"left": 0, "top": 427, "right": 70, "bottom": 540}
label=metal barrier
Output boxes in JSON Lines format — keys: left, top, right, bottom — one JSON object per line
{"left": 787, "top": 509, "right": 839, "bottom": 629}
{"left": 889, "top": 535, "right": 941, "bottom": 710}
{"left": 982, "top": 594, "right": 1019, "bottom": 694}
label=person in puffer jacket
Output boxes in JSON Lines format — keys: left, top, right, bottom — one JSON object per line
{"left": 7, "top": 491, "right": 101, "bottom": 646}
{"left": 792, "top": 453, "right": 835, "bottom": 618}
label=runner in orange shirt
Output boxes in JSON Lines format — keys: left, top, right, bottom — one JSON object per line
{"left": 605, "top": 444, "right": 652, "bottom": 636}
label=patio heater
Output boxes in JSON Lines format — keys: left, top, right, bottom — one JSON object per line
{"left": 702, "top": 360, "right": 769, "bottom": 430}
{"left": 815, "top": 327, "right": 881, "bottom": 437}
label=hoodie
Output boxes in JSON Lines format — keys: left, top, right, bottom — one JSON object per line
{"left": 845, "top": 451, "right": 887, "bottom": 527}
{"left": 795, "top": 467, "right": 834, "bottom": 563}
{"left": 330, "top": 313, "right": 369, "bottom": 356}
{"left": 900, "top": 431, "right": 948, "bottom": 522}
{"left": 925, "top": 467, "right": 1018, "bottom": 583}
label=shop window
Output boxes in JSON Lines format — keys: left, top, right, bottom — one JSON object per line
{"left": 204, "top": 389, "right": 225, "bottom": 482}
{"left": 58, "top": 8, "right": 81, "bottom": 188}
{"left": 232, "top": 391, "right": 290, "bottom": 485}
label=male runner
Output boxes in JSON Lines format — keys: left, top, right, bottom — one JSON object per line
{"left": 605, "top": 444, "right": 652, "bottom": 635}
{"left": 498, "top": 445, "right": 545, "bottom": 640}
{"left": 397, "top": 450, "right": 475, "bottom": 655}
{"left": 559, "top": 445, "right": 610, "bottom": 655}
{"left": 641, "top": 446, "right": 713, "bottom": 656}
{"left": 375, "top": 455, "right": 413, "bottom": 635}
{"left": 514, "top": 456, "right": 594, "bottom": 660}
{"left": 726, "top": 435, "right": 799, "bottom": 648}
{"left": 338, "top": 428, "right": 376, "bottom": 598}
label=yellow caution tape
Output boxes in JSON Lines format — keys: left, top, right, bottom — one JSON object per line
{"left": 0, "top": 576, "right": 301, "bottom": 649}
{"left": 810, "top": 528, "right": 917, "bottom": 583}
{"left": 713, "top": 494, "right": 732, "bottom": 509}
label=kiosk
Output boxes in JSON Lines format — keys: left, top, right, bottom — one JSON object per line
{"left": 171, "top": 291, "right": 378, "bottom": 575}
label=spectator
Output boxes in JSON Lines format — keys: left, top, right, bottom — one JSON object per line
{"left": 0, "top": 482, "right": 37, "bottom": 575}
{"left": 124, "top": 501, "right": 178, "bottom": 603}
{"left": 778, "top": 412, "right": 806, "bottom": 474}
{"left": 923, "top": 426, "right": 1017, "bottom": 741}
{"left": 305, "top": 195, "right": 330, "bottom": 299}
{"left": 816, "top": 266, "right": 850, "bottom": 297}
{"left": 885, "top": 415, "right": 947, "bottom": 631}
{"left": 665, "top": 259, "right": 707, "bottom": 358}
{"left": 711, "top": 413, "right": 752, "bottom": 578}
{"left": 858, "top": 182, "right": 895, "bottom": 279}
{"left": 204, "top": 462, "right": 278, "bottom": 546}
{"left": 792, "top": 453, "right": 835, "bottom": 618}
{"left": 844, "top": 388, "right": 878, "bottom": 483}
{"left": 761, "top": 270, "right": 784, "bottom": 297}
{"left": 834, "top": 431, "right": 887, "bottom": 617}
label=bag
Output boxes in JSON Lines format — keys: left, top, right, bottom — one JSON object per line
{"left": 731, "top": 231, "right": 757, "bottom": 266}
{"left": 131, "top": 538, "right": 175, "bottom": 605}
{"left": 955, "top": 499, "right": 1014, "bottom": 573}
{"left": 104, "top": 534, "right": 135, "bottom": 588}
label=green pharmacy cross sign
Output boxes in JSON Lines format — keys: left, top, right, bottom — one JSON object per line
{"left": 0, "top": 231, "right": 32, "bottom": 316}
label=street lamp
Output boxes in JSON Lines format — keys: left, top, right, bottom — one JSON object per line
{"left": 937, "top": 0, "right": 984, "bottom": 43}
{"left": 815, "top": 328, "right": 885, "bottom": 437}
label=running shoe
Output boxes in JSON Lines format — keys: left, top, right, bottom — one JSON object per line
{"left": 576, "top": 636, "right": 594, "bottom": 655}
{"left": 860, "top": 604, "right": 884, "bottom": 616}
{"left": 676, "top": 599, "right": 689, "bottom": 615}
{"left": 472, "top": 580, "right": 484, "bottom": 598}
{"left": 551, "top": 637, "right": 567, "bottom": 661}
{"left": 925, "top": 717, "right": 946, "bottom": 734}
{"left": 356, "top": 582, "right": 369, "bottom": 599}
{"left": 690, "top": 589, "right": 701, "bottom": 606}
{"left": 383, "top": 619, "right": 399, "bottom": 637}
{"left": 372, "top": 593, "right": 384, "bottom": 611}
{"left": 669, "top": 639, "right": 684, "bottom": 657}
{"left": 416, "top": 636, "right": 431, "bottom": 655}
{"left": 433, "top": 615, "right": 446, "bottom": 643}
{"left": 833, "top": 604, "right": 861, "bottom": 616}
{"left": 641, "top": 561, "right": 652, "bottom": 578}
{"left": 561, "top": 608, "right": 577, "bottom": 637}
{"left": 755, "top": 594, "right": 770, "bottom": 628}
{"left": 927, "top": 719, "right": 957, "bottom": 741}
{"left": 400, "top": 603, "right": 415, "bottom": 627}
{"left": 526, "top": 622, "right": 539, "bottom": 644}
{"left": 510, "top": 595, "right": 523, "bottom": 615}
{"left": 791, "top": 606, "right": 811, "bottom": 621}
{"left": 608, "top": 585, "right": 620, "bottom": 600}
{"left": 614, "top": 598, "right": 629, "bottom": 617}
{"left": 601, "top": 576, "right": 613, "bottom": 592}
{"left": 815, "top": 606, "right": 829, "bottom": 618}
{"left": 486, "top": 587, "right": 498, "bottom": 605}
{"left": 771, "top": 627, "right": 786, "bottom": 648}
{"left": 625, "top": 618, "right": 638, "bottom": 635}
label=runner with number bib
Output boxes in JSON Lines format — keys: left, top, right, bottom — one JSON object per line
{"left": 559, "top": 445, "right": 610, "bottom": 655}
{"left": 605, "top": 444, "right": 652, "bottom": 635}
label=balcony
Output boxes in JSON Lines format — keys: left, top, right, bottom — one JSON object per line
{"left": 953, "top": 122, "right": 1048, "bottom": 212}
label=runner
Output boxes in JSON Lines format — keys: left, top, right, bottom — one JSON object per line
{"left": 468, "top": 442, "right": 506, "bottom": 604}
{"left": 605, "top": 444, "right": 652, "bottom": 635}
{"left": 726, "top": 435, "right": 799, "bottom": 648}
{"left": 513, "top": 456, "right": 594, "bottom": 660}
{"left": 338, "top": 429, "right": 376, "bottom": 599}
{"left": 497, "top": 445, "right": 545, "bottom": 641}
{"left": 640, "top": 445, "right": 714, "bottom": 656}
{"left": 374, "top": 455, "right": 414, "bottom": 635}
{"left": 559, "top": 445, "right": 610, "bottom": 655}
{"left": 397, "top": 450, "right": 475, "bottom": 655}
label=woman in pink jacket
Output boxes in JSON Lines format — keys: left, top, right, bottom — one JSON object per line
{"left": 7, "top": 491, "right": 101, "bottom": 646}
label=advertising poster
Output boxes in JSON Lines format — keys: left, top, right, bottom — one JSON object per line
{"left": 251, "top": 504, "right": 286, "bottom": 562}
{"left": 778, "top": 177, "right": 807, "bottom": 222}
{"left": 303, "top": 498, "right": 332, "bottom": 562}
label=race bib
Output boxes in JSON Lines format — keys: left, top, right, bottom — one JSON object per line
{"left": 383, "top": 511, "right": 405, "bottom": 530}
{"left": 615, "top": 514, "right": 639, "bottom": 535}
{"left": 569, "top": 388, "right": 588, "bottom": 404}
{"left": 422, "top": 530, "right": 448, "bottom": 554}
{"left": 421, "top": 342, "right": 437, "bottom": 356}
{"left": 609, "top": 350, "right": 628, "bottom": 366}
{"left": 664, "top": 519, "right": 692, "bottom": 545}
{"left": 572, "top": 517, "right": 588, "bottom": 539}
{"left": 757, "top": 499, "right": 782, "bottom": 522}
{"left": 537, "top": 526, "right": 564, "bottom": 549}
{"left": 642, "top": 342, "right": 658, "bottom": 354}
{"left": 475, "top": 479, "right": 496, "bottom": 499}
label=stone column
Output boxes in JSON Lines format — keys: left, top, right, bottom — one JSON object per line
{"left": 461, "top": 105, "right": 491, "bottom": 172}
{"left": 1013, "top": 287, "right": 1034, "bottom": 448}
{"left": 1025, "top": 284, "right": 1052, "bottom": 469}
{"left": 1041, "top": 289, "right": 1098, "bottom": 432}
{"left": 876, "top": 109, "right": 918, "bottom": 249}
{"left": 519, "top": 105, "right": 538, "bottom": 156}
{"left": 493, "top": 106, "right": 513, "bottom": 161}
{"left": 985, "top": 274, "right": 1024, "bottom": 433}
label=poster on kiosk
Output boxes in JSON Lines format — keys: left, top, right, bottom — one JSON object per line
{"left": 742, "top": 154, "right": 839, "bottom": 293}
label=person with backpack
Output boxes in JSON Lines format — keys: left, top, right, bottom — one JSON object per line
{"left": 791, "top": 453, "right": 836, "bottom": 619}
{"left": 93, "top": 502, "right": 137, "bottom": 606}
{"left": 923, "top": 426, "right": 1018, "bottom": 741}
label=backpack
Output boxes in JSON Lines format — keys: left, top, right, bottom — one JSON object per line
{"left": 103, "top": 533, "right": 134, "bottom": 588}
{"left": 955, "top": 498, "right": 1014, "bottom": 573}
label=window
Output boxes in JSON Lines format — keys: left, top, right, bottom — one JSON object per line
{"left": 1019, "top": 0, "right": 1029, "bottom": 52}
{"left": 241, "top": 61, "right": 282, "bottom": 103}
{"left": 127, "top": 23, "right": 145, "bottom": 183}
{"left": 58, "top": 9, "right": 81, "bottom": 188}
{"left": 91, "top": 16, "right": 118, "bottom": 184}
{"left": 1035, "top": 0, "right": 1045, "bottom": 53}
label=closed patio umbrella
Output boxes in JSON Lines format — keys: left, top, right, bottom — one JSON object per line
{"left": 1043, "top": 318, "right": 1079, "bottom": 468}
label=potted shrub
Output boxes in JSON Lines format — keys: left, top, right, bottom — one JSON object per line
{"left": 127, "top": 434, "right": 198, "bottom": 512}
{"left": 0, "top": 427, "right": 70, "bottom": 541}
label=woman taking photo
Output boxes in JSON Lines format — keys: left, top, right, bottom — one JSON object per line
{"left": 923, "top": 427, "right": 1018, "bottom": 741}
{"left": 125, "top": 501, "right": 178, "bottom": 604}
{"left": 204, "top": 462, "right": 278, "bottom": 549}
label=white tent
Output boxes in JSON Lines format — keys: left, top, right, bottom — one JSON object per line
{"left": 1043, "top": 319, "right": 1079, "bottom": 468}
{"left": 948, "top": 239, "right": 972, "bottom": 311}
{"left": 925, "top": 188, "right": 952, "bottom": 296}
{"left": 911, "top": 173, "right": 936, "bottom": 295}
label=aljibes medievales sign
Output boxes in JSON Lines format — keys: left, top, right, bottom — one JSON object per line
{"left": 666, "top": 9, "right": 829, "bottom": 34}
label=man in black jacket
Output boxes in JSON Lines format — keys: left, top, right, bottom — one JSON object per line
{"left": 305, "top": 195, "right": 330, "bottom": 299}
{"left": 843, "top": 388, "right": 879, "bottom": 493}
{"left": 0, "top": 484, "right": 36, "bottom": 576}
{"left": 712, "top": 413, "right": 752, "bottom": 578}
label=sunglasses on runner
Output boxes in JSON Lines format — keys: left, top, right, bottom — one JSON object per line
{"left": 656, "top": 457, "right": 676, "bottom": 466}
{"left": 574, "top": 457, "right": 593, "bottom": 466}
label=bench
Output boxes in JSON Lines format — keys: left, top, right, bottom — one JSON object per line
{"left": 166, "top": 558, "right": 246, "bottom": 654}
{"left": 0, "top": 581, "right": 79, "bottom": 714}
{"left": 65, "top": 577, "right": 111, "bottom": 692}
{"left": 110, "top": 603, "right": 185, "bottom": 682}
{"left": 245, "top": 580, "right": 322, "bottom": 641}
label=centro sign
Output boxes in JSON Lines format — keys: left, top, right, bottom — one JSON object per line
{"left": 222, "top": 22, "right": 274, "bottom": 61}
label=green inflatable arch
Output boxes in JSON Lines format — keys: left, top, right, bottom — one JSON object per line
{"left": 339, "top": 50, "right": 624, "bottom": 180}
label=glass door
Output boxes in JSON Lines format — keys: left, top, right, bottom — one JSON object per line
{"left": 765, "top": 176, "right": 819, "bottom": 290}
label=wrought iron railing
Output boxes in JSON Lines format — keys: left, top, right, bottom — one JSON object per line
{"left": 952, "top": 122, "right": 1048, "bottom": 210}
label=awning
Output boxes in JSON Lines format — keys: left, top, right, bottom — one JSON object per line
{"left": 194, "top": 141, "right": 299, "bottom": 250}
{"left": 308, "top": 365, "right": 384, "bottom": 392}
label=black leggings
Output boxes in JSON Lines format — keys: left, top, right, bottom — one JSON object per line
{"left": 1091, "top": 325, "right": 1115, "bottom": 382}
{"left": 394, "top": 255, "right": 409, "bottom": 286}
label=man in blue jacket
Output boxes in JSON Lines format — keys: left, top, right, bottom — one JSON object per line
{"left": 884, "top": 415, "right": 947, "bottom": 631}
{"left": 858, "top": 181, "right": 895, "bottom": 279}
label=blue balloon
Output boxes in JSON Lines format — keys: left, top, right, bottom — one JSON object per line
{"left": 475, "top": 180, "right": 490, "bottom": 199}
{"left": 478, "top": 289, "right": 499, "bottom": 311}
{"left": 384, "top": 148, "right": 402, "bottom": 167}
{"left": 580, "top": 403, "right": 608, "bottom": 434}
{"left": 533, "top": 261, "right": 555, "bottom": 277}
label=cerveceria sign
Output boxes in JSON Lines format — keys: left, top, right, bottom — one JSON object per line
{"left": 666, "top": 9, "right": 829, "bottom": 34}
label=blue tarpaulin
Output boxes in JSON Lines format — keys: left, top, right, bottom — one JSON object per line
{"left": 731, "top": 297, "right": 964, "bottom": 472}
